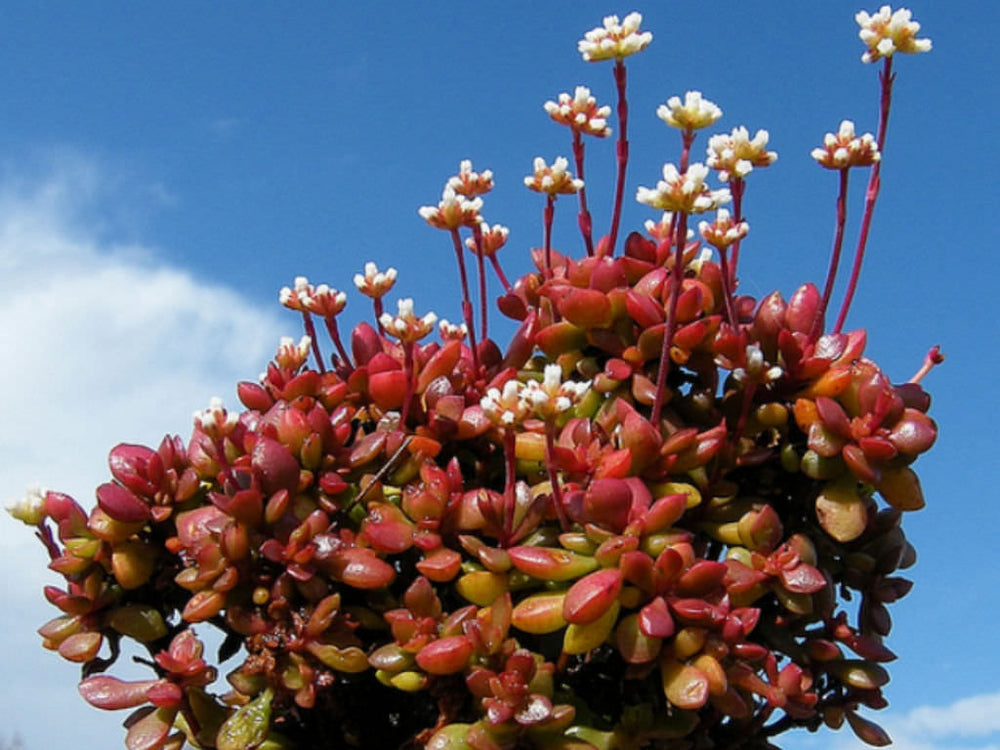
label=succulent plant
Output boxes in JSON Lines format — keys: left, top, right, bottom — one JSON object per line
{"left": 11, "top": 7, "right": 938, "bottom": 750}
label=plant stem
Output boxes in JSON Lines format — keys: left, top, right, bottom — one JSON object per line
{"left": 503, "top": 429, "right": 517, "bottom": 546}
{"left": 300, "top": 312, "right": 326, "bottom": 374}
{"left": 373, "top": 298, "right": 385, "bottom": 335}
{"left": 472, "top": 222, "right": 489, "bottom": 341}
{"left": 449, "top": 228, "right": 481, "bottom": 375}
{"left": 728, "top": 178, "right": 746, "bottom": 285}
{"left": 679, "top": 129, "right": 694, "bottom": 172}
{"left": 834, "top": 56, "right": 894, "bottom": 333}
{"left": 717, "top": 248, "right": 739, "bottom": 328}
{"left": 323, "top": 317, "right": 353, "bottom": 371}
{"left": 572, "top": 130, "right": 595, "bottom": 256}
{"left": 543, "top": 195, "right": 555, "bottom": 279}
{"left": 544, "top": 424, "right": 570, "bottom": 531}
{"left": 401, "top": 342, "right": 415, "bottom": 425}
{"left": 607, "top": 59, "right": 630, "bottom": 256}
{"left": 810, "top": 168, "right": 851, "bottom": 341}
{"left": 908, "top": 345, "right": 944, "bottom": 384}
{"left": 489, "top": 255, "right": 513, "bottom": 293}
{"left": 651, "top": 211, "right": 689, "bottom": 426}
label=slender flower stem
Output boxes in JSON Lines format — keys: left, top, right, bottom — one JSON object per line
{"left": 717, "top": 249, "right": 739, "bottom": 328}
{"left": 651, "top": 212, "right": 689, "bottom": 426}
{"left": 679, "top": 129, "right": 695, "bottom": 172}
{"left": 810, "top": 168, "right": 851, "bottom": 340}
{"left": 300, "top": 312, "right": 326, "bottom": 374}
{"left": 834, "top": 56, "right": 894, "bottom": 333}
{"left": 503, "top": 429, "right": 517, "bottom": 546}
{"left": 607, "top": 59, "right": 630, "bottom": 256}
{"left": 472, "top": 222, "right": 489, "bottom": 340}
{"left": 544, "top": 425, "right": 570, "bottom": 531}
{"left": 373, "top": 298, "right": 385, "bottom": 335}
{"left": 323, "top": 317, "right": 353, "bottom": 372}
{"left": 729, "top": 178, "right": 746, "bottom": 285}
{"left": 543, "top": 195, "right": 555, "bottom": 278}
{"left": 572, "top": 130, "right": 595, "bottom": 256}
{"left": 908, "top": 345, "right": 944, "bottom": 384}
{"left": 401, "top": 342, "right": 415, "bottom": 425}
{"left": 449, "top": 228, "right": 481, "bottom": 374}
{"left": 489, "top": 256, "right": 513, "bottom": 293}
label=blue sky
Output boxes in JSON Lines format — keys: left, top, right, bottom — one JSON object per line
{"left": 0, "top": 2, "right": 996, "bottom": 748}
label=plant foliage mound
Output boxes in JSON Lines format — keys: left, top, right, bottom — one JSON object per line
{"left": 11, "top": 7, "right": 939, "bottom": 750}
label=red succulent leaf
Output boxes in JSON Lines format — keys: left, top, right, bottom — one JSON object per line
{"left": 676, "top": 560, "right": 728, "bottom": 597}
{"left": 779, "top": 563, "right": 827, "bottom": 594}
{"left": 416, "top": 636, "right": 474, "bottom": 675}
{"left": 79, "top": 676, "right": 161, "bottom": 711}
{"left": 97, "top": 482, "right": 152, "bottom": 524}
{"left": 562, "top": 568, "right": 623, "bottom": 624}
{"left": 326, "top": 547, "right": 396, "bottom": 589}
{"left": 124, "top": 706, "right": 175, "bottom": 750}
{"left": 108, "top": 444, "right": 159, "bottom": 498}
{"left": 251, "top": 437, "right": 300, "bottom": 496}
{"left": 638, "top": 596, "right": 675, "bottom": 639}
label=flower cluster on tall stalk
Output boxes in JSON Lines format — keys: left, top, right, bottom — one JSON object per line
{"left": 11, "top": 7, "right": 936, "bottom": 750}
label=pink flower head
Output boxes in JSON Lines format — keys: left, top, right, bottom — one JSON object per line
{"left": 418, "top": 186, "right": 483, "bottom": 231}
{"left": 543, "top": 87, "right": 612, "bottom": 138}
{"left": 706, "top": 127, "right": 778, "bottom": 183}
{"left": 856, "top": 6, "right": 931, "bottom": 63}
{"left": 447, "top": 160, "right": 494, "bottom": 197}
{"left": 438, "top": 318, "right": 468, "bottom": 342}
{"left": 300, "top": 284, "right": 347, "bottom": 317}
{"left": 274, "top": 335, "right": 312, "bottom": 371}
{"left": 278, "top": 275, "right": 313, "bottom": 312}
{"left": 525, "top": 157, "right": 583, "bottom": 196}
{"left": 379, "top": 298, "right": 437, "bottom": 344}
{"left": 578, "top": 12, "right": 652, "bottom": 62}
{"left": 193, "top": 397, "right": 238, "bottom": 439}
{"left": 467, "top": 222, "right": 510, "bottom": 257}
{"left": 698, "top": 209, "right": 749, "bottom": 250}
{"left": 354, "top": 262, "right": 398, "bottom": 299}
{"left": 636, "top": 163, "right": 730, "bottom": 215}
{"left": 811, "top": 120, "right": 881, "bottom": 169}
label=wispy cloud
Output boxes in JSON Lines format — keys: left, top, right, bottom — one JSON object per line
{"left": 788, "top": 692, "right": 1000, "bottom": 750}
{"left": 0, "top": 152, "right": 286, "bottom": 748}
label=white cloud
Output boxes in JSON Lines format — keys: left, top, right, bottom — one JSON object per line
{"left": 786, "top": 691, "right": 1000, "bottom": 750}
{"left": 0, "top": 154, "right": 287, "bottom": 748}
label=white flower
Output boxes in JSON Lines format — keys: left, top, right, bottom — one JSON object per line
{"left": 275, "top": 335, "right": 312, "bottom": 371}
{"left": 380, "top": 298, "right": 437, "bottom": 343}
{"left": 354, "top": 262, "right": 398, "bottom": 299}
{"left": 657, "top": 91, "right": 722, "bottom": 131}
{"left": 522, "top": 364, "right": 592, "bottom": 421}
{"left": 706, "top": 127, "right": 777, "bottom": 183}
{"left": 447, "top": 159, "right": 494, "bottom": 197}
{"left": 544, "top": 86, "right": 612, "bottom": 137}
{"left": 730, "top": 344, "right": 783, "bottom": 385}
{"left": 279, "top": 275, "right": 313, "bottom": 311}
{"left": 480, "top": 379, "right": 531, "bottom": 427}
{"left": 578, "top": 12, "right": 652, "bottom": 62}
{"left": 857, "top": 6, "right": 931, "bottom": 63}
{"left": 299, "top": 284, "right": 347, "bottom": 317}
{"left": 636, "top": 163, "right": 731, "bottom": 214}
{"left": 525, "top": 156, "right": 583, "bottom": 196}
{"left": 7, "top": 484, "right": 47, "bottom": 526}
{"left": 811, "top": 120, "right": 880, "bottom": 169}
{"left": 438, "top": 318, "right": 468, "bottom": 341}
{"left": 418, "top": 186, "right": 483, "bottom": 230}
{"left": 194, "top": 396, "right": 239, "bottom": 437}
{"left": 466, "top": 222, "right": 509, "bottom": 257}
{"left": 698, "top": 209, "right": 749, "bottom": 250}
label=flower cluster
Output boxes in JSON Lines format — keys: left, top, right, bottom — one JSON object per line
{"left": 13, "top": 7, "right": 937, "bottom": 750}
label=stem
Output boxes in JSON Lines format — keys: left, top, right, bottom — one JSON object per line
{"left": 679, "top": 129, "right": 695, "bottom": 172}
{"left": 572, "top": 130, "right": 595, "bottom": 256}
{"left": 908, "top": 345, "right": 944, "bottom": 384}
{"left": 300, "top": 312, "right": 326, "bottom": 374}
{"left": 503, "top": 429, "right": 517, "bottom": 546}
{"left": 834, "top": 56, "right": 894, "bottom": 333}
{"left": 543, "top": 195, "right": 555, "bottom": 279}
{"left": 373, "top": 298, "right": 385, "bottom": 335}
{"left": 810, "top": 168, "right": 851, "bottom": 341}
{"left": 716, "top": 248, "right": 739, "bottom": 328}
{"left": 472, "top": 222, "right": 489, "bottom": 340}
{"left": 729, "top": 178, "right": 746, "bottom": 285}
{"left": 544, "top": 424, "right": 570, "bottom": 531}
{"left": 607, "top": 59, "right": 630, "bottom": 256}
{"left": 323, "top": 317, "right": 354, "bottom": 371}
{"left": 651, "top": 212, "right": 689, "bottom": 426}
{"left": 489, "top": 255, "right": 513, "bottom": 293}
{"left": 344, "top": 436, "right": 413, "bottom": 513}
{"left": 449, "top": 228, "right": 481, "bottom": 375}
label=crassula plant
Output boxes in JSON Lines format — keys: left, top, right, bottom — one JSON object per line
{"left": 10, "top": 7, "right": 939, "bottom": 750}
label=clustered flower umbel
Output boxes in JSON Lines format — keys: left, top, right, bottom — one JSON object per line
{"left": 524, "top": 157, "right": 584, "bottom": 195}
{"left": 544, "top": 86, "right": 612, "bottom": 137}
{"left": 636, "top": 162, "right": 731, "bottom": 214}
{"left": 354, "top": 262, "right": 397, "bottom": 299}
{"left": 856, "top": 5, "right": 931, "bottom": 63}
{"left": 418, "top": 186, "right": 483, "bottom": 230}
{"left": 193, "top": 396, "right": 238, "bottom": 438}
{"left": 699, "top": 208, "right": 749, "bottom": 250}
{"left": 811, "top": 120, "right": 881, "bottom": 169}
{"left": 658, "top": 91, "right": 722, "bottom": 131}
{"left": 447, "top": 159, "right": 494, "bottom": 197}
{"left": 578, "top": 12, "right": 652, "bottom": 61}
{"left": 481, "top": 364, "right": 591, "bottom": 426}
{"left": 379, "top": 298, "right": 437, "bottom": 343}
{"left": 278, "top": 275, "right": 313, "bottom": 312}
{"left": 706, "top": 127, "right": 779, "bottom": 183}
{"left": 467, "top": 222, "right": 509, "bottom": 257}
